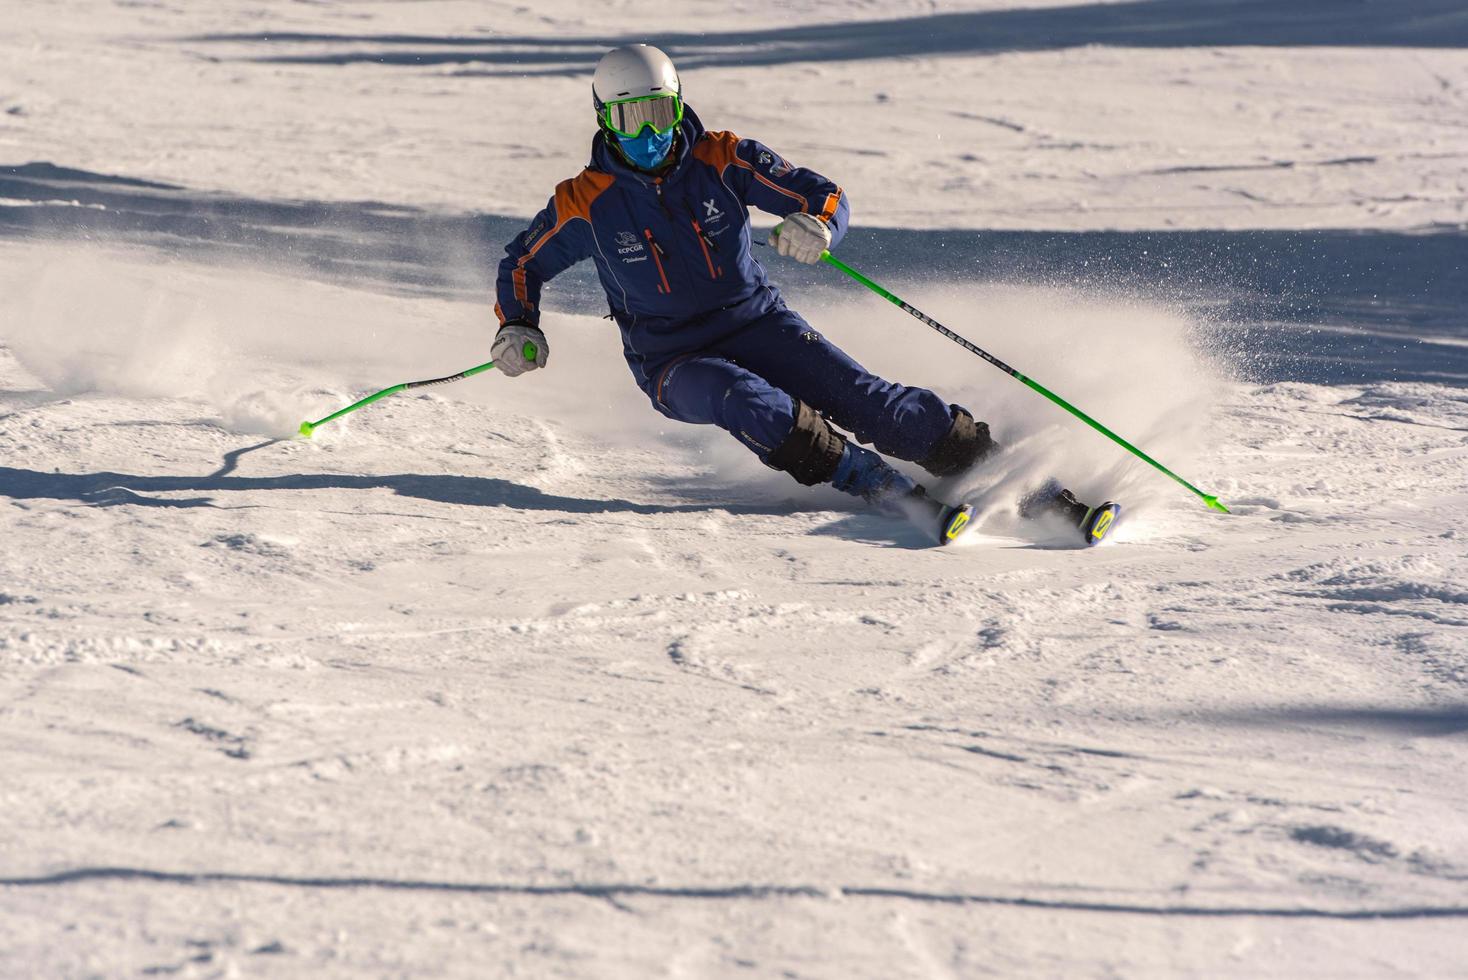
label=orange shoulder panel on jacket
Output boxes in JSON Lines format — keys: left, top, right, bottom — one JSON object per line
{"left": 519, "top": 169, "right": 615, "bottom": 266}
{"left": 692, "top": 130, "right": 742, "bottom": 172}
{"left": 552, "top": 169, "right": 615, "bottom": 224}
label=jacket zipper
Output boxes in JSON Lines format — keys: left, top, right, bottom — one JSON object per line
{"left": 695, "top": 221, "right": 725, "bottom": 278}
{"left": 678, "top": 199, "right": 719, "bottom": 278}
{"left": 644, "top": 228, "right": 671, "bottom": 294}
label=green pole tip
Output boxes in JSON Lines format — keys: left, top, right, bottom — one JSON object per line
{"left": 522, "top": 341, "right": 538, "bottom": 362}
{"left": 1203, "top": 495, "right": 1230, "bottom": 514}
{"left": 297, "top": 420, "right": 315, "bottom": 438}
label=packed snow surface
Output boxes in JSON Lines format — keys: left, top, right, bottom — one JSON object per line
{"left": 2, "top": 1, "right": 1467, "bottom": 976}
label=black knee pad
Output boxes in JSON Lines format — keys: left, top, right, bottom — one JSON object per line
{"left": 920, "top": 407, "right": 998, "bottom": 478}
{"left": 764, "top": 400, "right": 846, "bottom": 486}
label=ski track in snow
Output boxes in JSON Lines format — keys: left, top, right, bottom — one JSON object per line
{"left": 3, "top": 2, "right": 1468, "bottom": 976}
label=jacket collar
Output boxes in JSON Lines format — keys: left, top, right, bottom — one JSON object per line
{"left": 590, "top": 104, "right": 707, "bottom": 189}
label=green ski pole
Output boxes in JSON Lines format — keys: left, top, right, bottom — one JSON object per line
{"left": 297, "top": 342, "right": 539, "bottom": 438}
{"left": 818, "top": 251, "right": 1228, "bottom": 513}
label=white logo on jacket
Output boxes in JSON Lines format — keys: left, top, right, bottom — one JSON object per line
{"left": 613, "top": 230, "right": 645, "bottom": 257}
{"left": 702, "top": 199, "right": 724, "bottom": 223}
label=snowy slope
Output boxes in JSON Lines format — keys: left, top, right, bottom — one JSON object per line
{"left": 3, "top": 2, "right": 1468, "bottom": 977}
{"left": 6, "top": 0, "right": 1468, "bottom": 230}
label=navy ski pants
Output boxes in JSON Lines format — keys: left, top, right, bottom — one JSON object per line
{"left": 635, "top": 306, "right": 957, "bottom": 467}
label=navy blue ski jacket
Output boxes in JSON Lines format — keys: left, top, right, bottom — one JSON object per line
{"left": 495, "top": 106, "right": 850, "bottom": 382}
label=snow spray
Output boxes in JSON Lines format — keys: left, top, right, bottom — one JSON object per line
{"left": 818, "top": 251, "right": 1229, "bottom": 513}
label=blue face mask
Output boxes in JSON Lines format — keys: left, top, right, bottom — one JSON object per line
{"left": 615, "top": 126, "right": 676, "bottom": 171}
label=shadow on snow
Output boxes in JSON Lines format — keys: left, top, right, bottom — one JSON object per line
{"left": 179, "top": 0, "right": 1468, "bottom": 72}
{"left": 3, "top": 866, "right": 1467, "bottom": 918}
{"left": 0, "top": 462, "right": 793, "bottom": 518}
{"left": 1181, "top": 704, "right": 1468, "bottom": 737}
{"left": 4, "top": 162, "right": 1466, "bottom": 386}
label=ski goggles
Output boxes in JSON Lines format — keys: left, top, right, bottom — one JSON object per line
{"left": 599, "top": 93, "right": 683, "bottom": 139}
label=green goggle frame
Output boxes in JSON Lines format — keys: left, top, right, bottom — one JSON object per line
{"left": 599, "top": 93, "right": 684, "bottom": 139}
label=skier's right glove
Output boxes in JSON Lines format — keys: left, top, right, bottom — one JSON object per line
{"left": 770, "top": 212, "right": 832, "bottom": 264}
{"left": 492, "top": 319, "right": 549, "bottom": 378}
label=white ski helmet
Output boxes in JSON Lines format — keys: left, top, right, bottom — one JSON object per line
{"left": 592, "top": 44, "right": 681, "bottom": 115}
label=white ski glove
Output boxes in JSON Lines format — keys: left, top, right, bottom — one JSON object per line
{"left": 492, "top": 320, "right": 549, "bottom": 378}
{"left": 770, "top": 212, "right": 832, "bottom": 264}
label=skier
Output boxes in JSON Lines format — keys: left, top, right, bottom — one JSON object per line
{"left": 491, "top": 43, "right": 1115, "bottom": 545}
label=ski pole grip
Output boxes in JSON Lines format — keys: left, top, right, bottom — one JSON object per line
{"left": 522, "top": 341, "right": 539, "bottom": 362}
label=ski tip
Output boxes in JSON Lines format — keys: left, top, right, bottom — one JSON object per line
{"left": 1203, "top": 494, "right": 1230, "bottom": 514}
{"left": 939, "top": 502, "right": 976, "bottom": 546}
{"left": 297, "top": 420, "right": 315, "bottom": 438}
{"left": 1082, "top": 502, "right": 1121, "bottom": 547}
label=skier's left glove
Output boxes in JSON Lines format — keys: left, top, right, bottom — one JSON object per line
{"left": 770, "top": 212, "right": 832, "bottom": 264}
{"left": 492, "top": 319, "right": 549, "bottom": 378}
